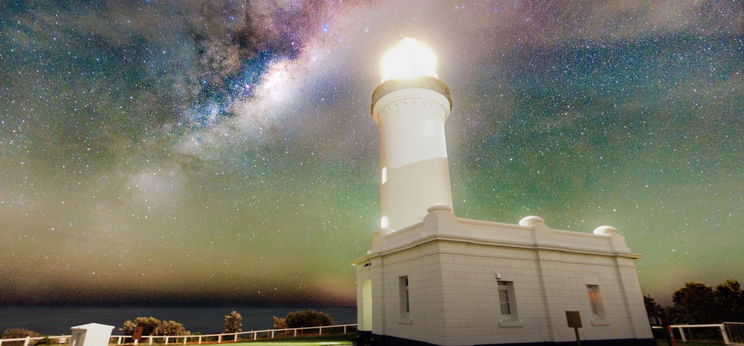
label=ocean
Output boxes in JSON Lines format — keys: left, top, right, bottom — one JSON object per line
{"left": 0, "top": 306, "right": 357, "bottom": 335}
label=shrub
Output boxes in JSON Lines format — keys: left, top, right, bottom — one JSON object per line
{"left": 284, "top": 309, "right": 333, "bottom": 328}
{"left": 153, "top": 321, "right": 187, "bottom": 336}
{"left": 2, "top": 329, "right": 40, "bottom": 338}
{"left": 120, "top": 317, "right": 188, "bottom": 336}
{"left": 121, "top": 317, "right": 161, "bottom": 335}
{"left": 272, "top": 316, "right": 287, "bottom": 329}
{"left": 223, "top": 311, "right": 242, "bottom": 333}
{"left": 1, "top": 329, "right": 41, "bottom": 346}
{"left": 34, "top": 337, "right": 53, "bottom": 346}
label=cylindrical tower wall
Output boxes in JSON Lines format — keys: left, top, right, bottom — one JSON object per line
{"left": 372, "top": 87, "right": 452, "bottom": 232}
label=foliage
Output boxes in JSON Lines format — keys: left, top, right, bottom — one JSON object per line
{"left": 650, "top": 280, "right": 744, "bottom": 324}
{"left": 1, "top": 329, "right": 41, "bottom": 346}
{"left": 673, "top": 282, "right": 719, "bottom": 323}
{"left": 153, "top": 321, "right": 188, "bottom": 336}
{"left": 1, "top": 329, "right": 41, "bottom": 338}
{"left": 121, "top": 317, "right": 161, "bottom": 335}
{"left": 120, "top": 317, "right": 188, "bottom": 336}
{"left": 284, "top": 309, "right": 333, "bottom": 328}
{"left": 223, "top": 311, "right": 242, "bottom": 333}
{"left": 272, "top": 316, "right": 287, "bottom": 329}
{"left": 33, "top": 337, "right": 52, "bottom": 346}
{"left": 714, "top": 280, "right": 744, "bottom": 322}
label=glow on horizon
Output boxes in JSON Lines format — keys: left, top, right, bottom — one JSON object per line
{"left": 379, "top": 37, "right": 439, "bottom": 82}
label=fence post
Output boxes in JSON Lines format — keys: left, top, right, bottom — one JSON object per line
{"left": 319, "top": 327, "right": 322, "bottom": 336}
{"left": 183, "top": 336, "right": 187, "bottom": 345}
{"left": 217, "top": 335, "right": 222, "bottom": 344}
{"left": 23, "top": 336, "right": 30, "bottom": 346}
{"left": 677, "top": 327, "right": 687, "bottom": 342}
{"left": 198, "top": 336, "right": 202, "bottom": 344}
{"left": 234, "top": 333, "right": 238, "bottom": 342}
{"left": 270, "top": 331, "right": 274, "bottom": 339}
{"left": 721, "top": 324, "right": 731, "bottom": 345}
{"left": 149, "top": 336, "right": 153, "bottom": 345}
{"left": 252, "top": 332, "right": 256, "bottom": 340}
{"left": 165, "top": 336, "right": 169, "bottom": 345}
{"left": 343, "top": 325, "right": 347, "bottom": 334}
{"left": 294, "top": 329, "right": 297, "bottom": 337}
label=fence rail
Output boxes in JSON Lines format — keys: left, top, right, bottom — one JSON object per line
{"left": 652, "top": 322, "right": 744, "bottom": 345}
{"left": 0, "top": 324, "right": 358, "bottom": 346}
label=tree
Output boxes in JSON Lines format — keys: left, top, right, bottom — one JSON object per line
{"left": 644, "top": 295, "right": 664, "bottom": 325}
{"left": 223, "top": 311, "right": 242, "bottom": 333}
{"left": 284, "top": 309, "right": 333, "bottom": 328}
{"left": 714, "top": 280, "right": 744, "bottom": 322}
{"left": 153, "top": 321, "right": 187, "bottom": 336}
{"left": 672, "top": 282, "right": 720, "bottom": 323}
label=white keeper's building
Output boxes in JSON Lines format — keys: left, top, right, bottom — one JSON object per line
{"left": 353, "top": 38, "right": 655, "bottom": 346}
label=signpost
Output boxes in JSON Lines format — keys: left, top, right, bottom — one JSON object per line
{"left": 565, "top": 311, "right": 582, "bottom": 346}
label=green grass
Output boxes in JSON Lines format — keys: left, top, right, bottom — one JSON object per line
{"left": 222, "top": 333, "right": 354, "bottom": 345}
{"left": 655, "top": 340, "right": 725, "bottom": 346}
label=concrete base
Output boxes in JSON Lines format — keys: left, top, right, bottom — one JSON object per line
{"left": 363, "top": 334, "right": 657, "bottom": 346}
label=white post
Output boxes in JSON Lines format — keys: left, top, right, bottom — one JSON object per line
{"left": 678, "top": 327, "right": 687, "bottom": 342}
{"left": 270, "top": 331, "right": 274, "bottom": 339}
{"left": 198, "top": 336, "right": 202, "bottom": 344}
{"left": 252, "top": 332, "right": 256, "bottom": 340}
{"left": 293, "top": 329, "right": 297, "bottom": 337}
{"left": 149, "top": 336, "right": 153, "bottom": 345}
{"left": 343, "top": 325, "right": 347, "bottom": 334}
{"left": 117, "top": 336, "right": 122, "bottom": 344}
{"left": 164, "top": 336, "right": 169, "bottom": 345}
{"left": 319, "top": 327, "right": 322, "bottom": 336}
{"left": 182, "top": 336, "right": 187, "bottom": 345}
{"left": 23, "top": 336, "right": 30, "bottom": 346}
{"left": 720, "top": 324, "right": 731, "bottom": 345}
{"left": 234, "top": 333, "right": 238, "bottom": 342}
{"left": 217, "top": 335, "right": 222, "bottom": 344}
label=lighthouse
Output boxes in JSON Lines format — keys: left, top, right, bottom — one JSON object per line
{"left": 372, "top": 38, "right": 454, "bottom": 238}
{"left": 354, "top": 38, "right": 654, "bottom": 346}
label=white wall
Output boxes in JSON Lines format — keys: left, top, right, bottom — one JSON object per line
{"left": 354, "top": 208, "right": 652, "bottom": 345}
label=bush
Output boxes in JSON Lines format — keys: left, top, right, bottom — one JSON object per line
{"left": 223, "top": 311, "right": 242, "bottom": 333}
{"left": 121, "top": 317, "right": 161, "bottom": 335}
{"left": 284, "top": 310, "right": 333, "bottom": 328}
{"left": 2, "top": 329, "right": 41, "bottom": 338}
{"left": 34, "top": 337, "right": 52, "bottom": 346}
{"left": 120, "top": 317, "right": 188, "bottom": 336}
{"left": 272, "top": 316, "right": 287, "bottom": 329}
{"left": 1, "top": 329, "right": 41, "bottom": 346}
{"left": 153, "top": 321, "right": 187, "bottom": 336}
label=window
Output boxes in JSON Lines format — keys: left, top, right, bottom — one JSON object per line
{"left": 498, "top": 281, "right": 517, "bottom": 319}
{"left": 587, "top": 284, "right": 605, "bottom": 319}
{"left": 399, "top": 276, "right": 410, "bottom": 319}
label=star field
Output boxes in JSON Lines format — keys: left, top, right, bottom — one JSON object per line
{"left": 0, "top": 0, "right": 742, "bottom": 306}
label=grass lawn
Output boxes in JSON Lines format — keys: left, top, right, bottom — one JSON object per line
{"left": 655, "top": 340, "right": 725, "bottom": 346}
{"left": 229, "top": 334, "right": 354, "bottom": 345}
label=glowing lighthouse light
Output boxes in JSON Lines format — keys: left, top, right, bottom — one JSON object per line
{"left": 379, "top": 37, "right": 438, "bottom": 82}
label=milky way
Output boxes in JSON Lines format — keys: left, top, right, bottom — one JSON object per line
{"left": 0, "top": 0, "right": 742, "bottom": 306}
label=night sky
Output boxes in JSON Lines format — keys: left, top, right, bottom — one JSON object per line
{"left": 1, "top": 0, "right": 742, "bottom": 306}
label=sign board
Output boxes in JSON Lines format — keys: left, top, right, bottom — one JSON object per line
{"left": 565, "top": 311, "right": 582, "bottom": 328}
{"left": 132, "top": 326, "right": 144, "bottom": 341}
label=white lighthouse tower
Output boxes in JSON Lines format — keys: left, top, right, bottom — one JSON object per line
{"left": 373, "top": 38, "right": 453, "bottom": 239}
{"left": 354, "top": 38, "right": 655, "bottom": 346}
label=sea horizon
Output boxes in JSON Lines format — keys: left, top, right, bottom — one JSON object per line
{"left": 0, "top": 305, "right": 357, "bottom": 335}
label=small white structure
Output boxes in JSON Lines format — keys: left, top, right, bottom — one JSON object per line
{"left": 353, "top": 38, "right": 655, "bottom": 345}
{"left": 69, "top": 323, "right": 115, "bottom": 346}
